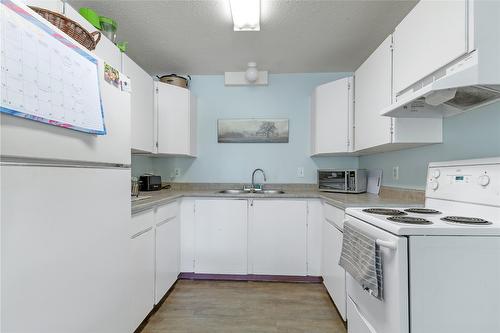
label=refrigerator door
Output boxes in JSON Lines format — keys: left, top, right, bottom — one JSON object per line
{"left": 1, "top": 164, "right": 135, "bottom": 333}
{"left": 0, "top": 57, "right": 131, "bottom": 165}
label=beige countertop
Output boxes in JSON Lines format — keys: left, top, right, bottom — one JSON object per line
{"left": 131, "top": 188, "right": 423, "bottom": 214}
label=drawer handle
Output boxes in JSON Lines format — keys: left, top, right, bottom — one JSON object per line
{"left": 156, "top": 215, "right": 176, "bottom": 227}
{"left": 131, "top": 226, "right": 153, "bottom": 239}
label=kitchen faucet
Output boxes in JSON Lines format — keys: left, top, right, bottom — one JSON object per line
{"left": 251, "top": 168, "right": 267, "bottom": 191}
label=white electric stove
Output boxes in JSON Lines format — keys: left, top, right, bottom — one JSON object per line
{"left": 344, "top": 157, "right": 500, "bottom": 333}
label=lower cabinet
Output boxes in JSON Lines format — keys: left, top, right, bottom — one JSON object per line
{"left": 322, "top": 203, "right": 347, "bottom": 321}
{"left": 130, "top": 200, "right": 180, "bottom": 330}
{"left": 130, "top": 210, "right": 155, "bottom": 331}
{"left": 249, "top": 200, "right": 308, "bottom": 276}
{"left": 155, "top": 203, "right": 180, "bottom": 303}
{"left": 194, "top": 199, "right": 248, "bottom": 274}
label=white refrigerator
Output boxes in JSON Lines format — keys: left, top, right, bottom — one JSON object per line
{"left": 1, "top": 48, "right": 134, "bottom": 332}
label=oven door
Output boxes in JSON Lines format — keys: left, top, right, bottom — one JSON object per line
{"left": 318, "top": 170, "right": 347, "bottom": 191}
{"left": 344, "top": 215, "right": 409, "bottom": 333}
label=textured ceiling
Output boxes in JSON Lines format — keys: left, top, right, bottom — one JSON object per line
{"left": 68, "top": 0, "right": 417, "bottom": 75}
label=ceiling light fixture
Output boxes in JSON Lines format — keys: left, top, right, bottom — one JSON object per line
{"left": 245, "top": 62, "right": 259, "bottom": 83}
{"left": 229, "top": 0, "right": 260, "bottom": 31}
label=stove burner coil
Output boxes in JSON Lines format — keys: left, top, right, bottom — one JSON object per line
{"left": 387, "top": 216, "right": 433, "bottom": 224}
{"left": 404, "top": 208, "right": 442, "bottom": 214}
{"left": 441, "top": 216, "right": 492, "bottom": 225}
{"left": 362, "top": 208, "right": 407, "bottom": 216}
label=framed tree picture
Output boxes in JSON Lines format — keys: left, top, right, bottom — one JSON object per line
{"left": 217, "top": 119, "right": 289, "bottom": 143}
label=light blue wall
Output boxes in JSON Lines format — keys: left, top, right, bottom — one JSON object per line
{"left": 132, "top": 73, "right": 500, "bottom": 188}
{"left": 131, "top": 155, "right": 154, "bottom": 178}
{"left": 359, "top": 103, "right": 500, "bottom": 190}
{"left": 152, "top": 73, "right": 359, "bottom": 184}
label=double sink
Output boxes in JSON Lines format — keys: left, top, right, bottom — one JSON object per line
{"left": 218, "top": 189, "right": 285, "bottom": 195}
{"left": 218, "top": 169, "right": 286, "bottom": 195}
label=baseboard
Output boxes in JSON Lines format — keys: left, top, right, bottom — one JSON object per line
{"left": 178, "top": 272, "right": 323, "bottom": 283}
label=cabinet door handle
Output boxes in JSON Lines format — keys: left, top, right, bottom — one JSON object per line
{"left": 131, "top": 226, "right": 153, "bottom": 239}
{"left": 156, "top": 216, "right": 176, "bottom": 227}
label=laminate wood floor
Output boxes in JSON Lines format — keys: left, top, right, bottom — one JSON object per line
{"left": 140, "top": 280, "right": 346, "bottom": 333}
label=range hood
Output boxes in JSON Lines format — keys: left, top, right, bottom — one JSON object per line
{"left": 382, "top": 51, "right": 500, "bottom": 118}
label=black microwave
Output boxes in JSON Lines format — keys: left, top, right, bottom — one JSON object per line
{"left": 139, "top": 175, "right": 162, "bottom": 191}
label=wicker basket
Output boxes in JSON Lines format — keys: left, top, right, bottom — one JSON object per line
{"left": 29, "top": 6, "right": 101, "bottom": 51}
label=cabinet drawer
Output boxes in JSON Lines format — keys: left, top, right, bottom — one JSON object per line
{"left": 130, "top": 209, "right": 154, "bottom": 237}
{"left": 323, "top": 203, "right": 345, "bottom": 230}
{"left": 155, "top": 201, "right": 178, "bottom": 224}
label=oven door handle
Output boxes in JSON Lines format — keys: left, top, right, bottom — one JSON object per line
{"left": 376, "top": 239, "right": 397, "bottom": 250}
{"left": 344, "top": 218, "right": 397, "bottom": 250}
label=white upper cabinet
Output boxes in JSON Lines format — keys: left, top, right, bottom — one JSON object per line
{"left": 393, "top": 0, "right": 468, "bottom": 95}
{"left": 354, "top": 35, "right": 443, "bottom": 154}
{"left": 122, "top": 54, "right": 154, "bottom": 153}
{"left": 311, "top": 77, "right": 353, "bottom": 156}
{"left": 354, "top": 35, "right": 393, "bottom": 152}
{"left": 248, "top": 200, "right": 308, "bottom": 276}
{"left": 155, "top": 82, "right": 197, "bottom": 156}
{"left": 63, "top": 4, "right": 122, "bottom": 70}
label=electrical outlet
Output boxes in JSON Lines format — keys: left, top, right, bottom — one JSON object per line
{"left": 392, "top": 166, "right": 399, "bottom": 180}
{"left": 174, "top": 168, "right": 181, "bottom": 177}
{"left": 297, "top": 167, "right": 304, "bottom": 178}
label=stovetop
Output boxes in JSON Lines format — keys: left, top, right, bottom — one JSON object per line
{"left": 347, "top": 158, "right": 500, "bottom": 236}
{"left": 346, "top": 206, "right": 500, "bottom": 236}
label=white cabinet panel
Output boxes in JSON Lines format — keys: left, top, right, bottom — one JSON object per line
{"left": 180, "top": 198, "right": 196, "bottom": 272}
{"left": 155, "top": 213, "right": 180, "bottom": 304}
{"left": 354, "top": 34, "right": 443, "bottom": 154}
{"left": 307, "top": 200, "right": 323, "bottom": 276}
{"left": 323, "top": 202, "right": 346, "bottom": 230}
{"left": 130, "top": 209, "right": 154, "bottom": 237}
{"left": 393, "top": 0, "right": 468, "bottom": 94}
{"left": 249, "top": 200, "right": 307, "bottom": 276}
{"left": 130, "top": 222, "right": 155, "bottom": 331}
{"left": 354, "top": 35, "right": 393, "bottom": 152}
{"left": 347, "top": 297, "right": 373, "bottom": 333}
{"left": 122, "top": 54, "right": 154, "bottom": 153}
{"left": 1, "top": 165, "right": 133, "bottom": 333}
{"left": 194, "top": 200, "right": 247, "bottom": 274}
{"left": 322, "top": 219, "right": 346, "bottom": 321}
{"left": 311, "top": 77, "right": 353, "bottom": 155}
{"left": 63, "top": 4, "right": 121, "bottom": 70}
{"left": 155, "top": 82, "right": 197, "bottom": 156}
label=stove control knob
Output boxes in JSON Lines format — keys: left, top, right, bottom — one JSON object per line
{"left": 430, "top": 181, "right": 439, "bottom": 191}
{"left": 478, "top": 175, "right": 490, "bottom": 187}
{"left": 432, "top": 169, "right": 441, "bottom": 178}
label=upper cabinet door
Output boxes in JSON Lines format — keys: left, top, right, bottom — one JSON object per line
{"left": 311, "top": 77, "right": 353, "bottom": 155}
{"left": 122, "top": 54, "right": 154, "bottom": 153}
{"left": 63, "top": 4, "right": 122, "bottom": 70}
{"left": 393, "top": 0, "right": 468, "bottom": 94}
{"left": 155, "top": 82, "right": 196, "bottom": 156}
{"left": 354, "top": 35, "right": 393, "bottom": 152}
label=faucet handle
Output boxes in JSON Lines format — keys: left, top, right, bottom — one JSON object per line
{"left": 253, "top": 184, "right": 263, "bottom": 191}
